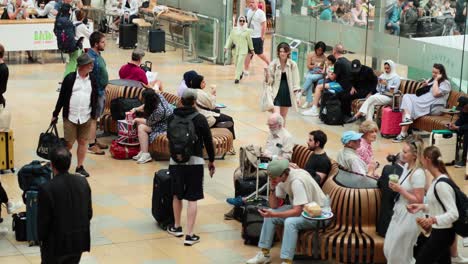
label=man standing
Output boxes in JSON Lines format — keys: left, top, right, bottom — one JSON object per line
{"left": 0, "top": 43, "right": 8, "bottom": 107}
{"left": 244, "top": 0, "right": 270, "bottom": 75}
{"left": 38, "top": 146, "right": 92, "bottom": 264}
{"left": 52, "top": 53, "right": 97, "bottom": 177}
{"left": 302, "top": 130, "right": 332, "bottom": 186}
{"left": 166, "top": 89, "right": 215, "bottom": 246}
{"left": 246, "top": 159, "right": 326, "bottom": 264}
{"left": 87, "top": 31, "right": 108, "bottom": 155}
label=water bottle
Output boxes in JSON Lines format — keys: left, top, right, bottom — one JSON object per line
{"left": 322, "top": 194, "right": 331, "bottom": 214}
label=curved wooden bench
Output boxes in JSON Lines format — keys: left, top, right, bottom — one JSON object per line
{"left": 150, "top": 127, "right": 234, "bottom": 160}
{"left": 278, "top": 145, "right": 384, "bottom": 263}
{"left": 99, "top": 83, "right": 180, "bottom": 134}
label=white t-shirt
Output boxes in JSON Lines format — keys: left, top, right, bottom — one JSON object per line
{"left": 246, "top": 8, "right": 266, "bottom": 38}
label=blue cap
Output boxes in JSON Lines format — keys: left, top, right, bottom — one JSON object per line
{"left": 341, "top": 131, "right": 363, "bottom": 144}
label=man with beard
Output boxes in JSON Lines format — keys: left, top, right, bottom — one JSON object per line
{"left": 300, "top": 130, "right": 332, "bottom": 186}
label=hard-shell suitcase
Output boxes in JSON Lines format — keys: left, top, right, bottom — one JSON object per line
{"left": 0, "top": 130, "right": 14, "bottom": 173}
{"left": 380, "top": 106, "right": 402, "bottom": 138}
{"left": 148, "top": 29, "right": 165, "bottom": 53}
{"left": 119, "top": 20, "right": 137, "bottom": 49}
{"left": 25, "top": 190, "right": 39, "bottom": 246}
{"left": 12, "top": 212, "right": 27, "bottom": 242}
{"left": 152, "top": 169, "right": 174, "bottom": 230}
{"left": 430, "top": 130, "right": 457, "bottom": 165}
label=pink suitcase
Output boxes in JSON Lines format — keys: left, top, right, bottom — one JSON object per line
{"left": 380, "top": 106, "right": 402, "bottom": 138}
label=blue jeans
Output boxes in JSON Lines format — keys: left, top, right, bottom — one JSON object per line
{"left": 302, "top": 72, "right": 323, "bottom": 103}
{"left": 258, "top": 205, "right": 322, "bottom": 260}
{"left": 386, "top": 20, "right": 400, "bottom": 35}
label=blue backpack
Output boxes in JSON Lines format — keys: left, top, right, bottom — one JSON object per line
{"left": 53, "top": 5, "right": 81, "bottom": 53}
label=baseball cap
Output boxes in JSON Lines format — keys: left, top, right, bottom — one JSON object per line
{"left": 341, "top": 131, "right": 363, "bottom": 144}
{"left": 350, "top": 59, "right": 362, "bottom": 73}
{"left": 267, "top": 159, "right": 289, "bottom": 178}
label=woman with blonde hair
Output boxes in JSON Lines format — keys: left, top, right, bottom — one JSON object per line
{"left": 407, "top": 146, "right": 459, "bottom": 264}
{"left": 357, "top": 120, "right": 379, "bottom": 168}
{"left": 224, "top": 15, "right": 254, "bottom": 84}
{"left": 384, "top": 135, "right": 427, "bottom": 264}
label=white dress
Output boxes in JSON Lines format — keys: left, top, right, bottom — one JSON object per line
{"left": 384, "top": 165, "right": 426, "bottom": 264}
{"left": 400, "top": 80, "right": 451, "bottom": 119}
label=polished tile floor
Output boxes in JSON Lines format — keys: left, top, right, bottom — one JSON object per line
{"left": 0, "top": 35, "right": 466, "bottom": 264}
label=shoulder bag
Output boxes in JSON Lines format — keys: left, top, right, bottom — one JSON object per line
{"left": 36, "top": 123, "right": 66, "bottom": 160}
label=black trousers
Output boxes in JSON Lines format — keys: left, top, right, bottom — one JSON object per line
{"left": 214, "top": 113, "right": 236, "bottom": 139}
{"left": 0, "top": 182, "right": 8, "bottom": 204}
{"left": 340, "top": 89, "right": 370, "bottom": 117}
{"left": 41, "top": 253, "right": 82, "bottom": 264}
{"left": 415, "top": 228, "right": 455, "bottom": 264}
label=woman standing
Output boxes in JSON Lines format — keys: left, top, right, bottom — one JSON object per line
{"left": 346, "top": 60, "right": 401, "bottom": 123}
{"left": 224, "top": 15, "right": 254, "bottom": 84}
{"left": 384, "top": 135, "right": 427, "bottom": 264}
{"left": 394, "top": 63, "right": 451, "bottom": 142}
{"left": 266, "top": 42, "right": 300, "bottom": 125}
{"left": 350, "top": 0, "right": 368, "bottom": 26}
{"left": 407, "top": 146, "right": 459, "bottom": 264}
{"left": 131, "top": 89, "right": 173, "bottom": 164}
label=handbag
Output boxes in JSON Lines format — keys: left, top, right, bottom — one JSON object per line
{"left": 260, "top": 83, "right": 274, "bottom": 112}
{"left": 416, "top": 85, "right": 431, "bottom": 97}
{"left": 36, "top": 124, "right": 66, "bottom": 160}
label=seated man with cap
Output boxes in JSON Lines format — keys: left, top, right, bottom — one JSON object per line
{"left": 246, "top": 159, "right": 327, "bottom": 264}
{"left": 119, "top": 49, "right": 163, "bottom": 91}
{"left": 337, "top": 131, "right": 377, "bottom": 176}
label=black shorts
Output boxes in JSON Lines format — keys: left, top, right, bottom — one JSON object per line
{"left": 170, "top": 165, "right": 204, "bottom": 201}
{"left": 252, "top": 38, "right": 264, "bottom": 55}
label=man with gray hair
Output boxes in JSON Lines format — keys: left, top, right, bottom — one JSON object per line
{"left": 119, "top": 49, "right": 163, "bottom": 90}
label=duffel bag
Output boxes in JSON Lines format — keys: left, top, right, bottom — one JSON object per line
{"left": 110, "top": 97, "right": 142, "bottom": 121}
{"left": 109, "top": 140, "right": 140, "bottom": 159}
{"left": 36, "top": 124, "right": 66, "bottom": 160}
{"left": 17, "top": 160, "right": 52, "bottom": 191}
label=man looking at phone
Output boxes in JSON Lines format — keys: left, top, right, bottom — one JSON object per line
{"left": 246, "top": 159, "right": 327, "bottom": 264}
{"left": 166, "top": 89, "right": 215, "bottom": 246}
{"left": 345, "top": 59, "right": 401, "bottom": 123}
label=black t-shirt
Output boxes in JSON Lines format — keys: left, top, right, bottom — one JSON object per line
{"left": 0, "top": 63, "right": 8, "bottom": 106}
{"left": 334, "top": 57, "right": 352, "bottom": 91}
{"left": 304, "top": 152, "right": 332, "bottom": 180}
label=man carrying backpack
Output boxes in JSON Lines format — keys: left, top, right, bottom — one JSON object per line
{"left": 166, "top": 89, "right": 215, "bottom": 246}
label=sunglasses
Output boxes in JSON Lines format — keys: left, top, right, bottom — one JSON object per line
{"left": 239, "top": 20, "right": 246, "bottom": 22}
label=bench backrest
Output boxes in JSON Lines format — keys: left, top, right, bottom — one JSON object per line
{"left": 399, "top": 79, "right": 424, "bottom": 94}
{"left": 447, "top": 90, "right": 466, "bottom": 109}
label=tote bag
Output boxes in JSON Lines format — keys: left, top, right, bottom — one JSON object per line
{"left": 36, "top": 124, "right": 66, "bottom": 160}
{"left": 260, "top": 82, "right": 274, "bottom": 112}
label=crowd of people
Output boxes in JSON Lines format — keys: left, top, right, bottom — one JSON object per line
{"left": 0, "top": 0, "right": 467, "bottom": 262}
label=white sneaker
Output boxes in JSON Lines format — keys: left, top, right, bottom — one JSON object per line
{"left": 246, "top": 252, "right": 271, "bottom": 264}
{"left": 301, "top": 102, "right": 311, "bottom": 109}
{"left": 136, "top": 152, "right": 152, "bottom": 164}
{"left": 243, "top": 71, "right": 250, "bottom": 76}
{"left": 116, "top": 37, "right": 119, "bottom": 45}
{"left": 7, "top": 201, "right": 22, "bottom": 214}
{"left": 452, "top": 255, "right": 468, "bottom": 264}
{"left": 0, "top": 226, "right": 8, "bottom": 235}
{"left": 132, "top": 151, "right": 143, "bottom": 160}
{"left": 302, "top": 107, "right": 319, "bottom": 116}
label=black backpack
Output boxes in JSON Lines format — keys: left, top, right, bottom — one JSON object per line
{"left": 434, "top": 178, "right": 468, "bottom": 237}
{"left": 110, "top": 97, "right": 142, "bottom": 120}
{"left": 167, "top": 112, "right": 199, "bottom": 163}
{"left": 319, "top": 91, "right": 344, "bottom": 125}
{"left": 54, "top": 8, "right": 80, "bottom": 54}
{"left": 1, "top": 7, "right": 9, "bottom": 19}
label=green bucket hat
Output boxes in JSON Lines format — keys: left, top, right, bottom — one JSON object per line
{"left": 267, "top": 159, "right": 289, "bottom": 178}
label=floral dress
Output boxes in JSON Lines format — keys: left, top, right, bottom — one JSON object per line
{"left": 148, "top": 93, "right": 173, "bottom": 143}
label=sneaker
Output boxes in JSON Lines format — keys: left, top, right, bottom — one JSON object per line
{"left": 302, "top": 107, "right": 319, "bottom": 116}
{"left": 246, "top": 252, "right": 271, "bottom": 264}
{"left": 136, "top": 152, "right": 152, "bottom": 164}
{"left": 76, "top": 166, "right": 90, "bottom": 177}
{"left": 184, "top": 234, "right": 200, "bottom": 246}
{"left": 167, "top": 226, "right": 184, "bottom": 237}
{"left": 95, "top": 141, "right": 109, "bottom": 149}
{"left": 301, "top": 102, "right": 311, "bottom": 109}
{"left": 452, "top": 255, "right": 468, "bottom": 264}
{"left": 132, "top": 151, "right": 143, "bottom": 160}
{"left": 226, "top": 196, "right": 244, "bottom": 207}
{"left": 454, "top": 160, "right": 466, "bottom": 168}
{"left": 6, "top": 201, "right": 22, "bottom": 214}
{"left": 399, "top": 117, "right": 413, "bottom": 126}
{"left": 88, "top": 145, "right": 105, "bottom": 155}
{"left": 0, "top": 226, "right": 8, "bottom": 235}
{"left": 345, "top": 116, "right": 358, "bottom": 124}
{"left": 224, "top": 208, "right": 235, "bottom": 220}
{"left": 234, "top": 79, "right": 239, "bottom": 84}
{"left": 243, "top": 71, "right": 249, "bottom": 76}
{"left": 392, "top": 134, "right": 407, "bottom": 143}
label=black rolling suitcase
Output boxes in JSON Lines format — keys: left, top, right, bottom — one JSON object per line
{"left": 119, "top": 15, "right": 137, "bottom": 49}
{"left": 148, "top": 29, "right": 165, "bottom": 53}
{"left": 152, "top": 169, "right": 174, "bottom": 230}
